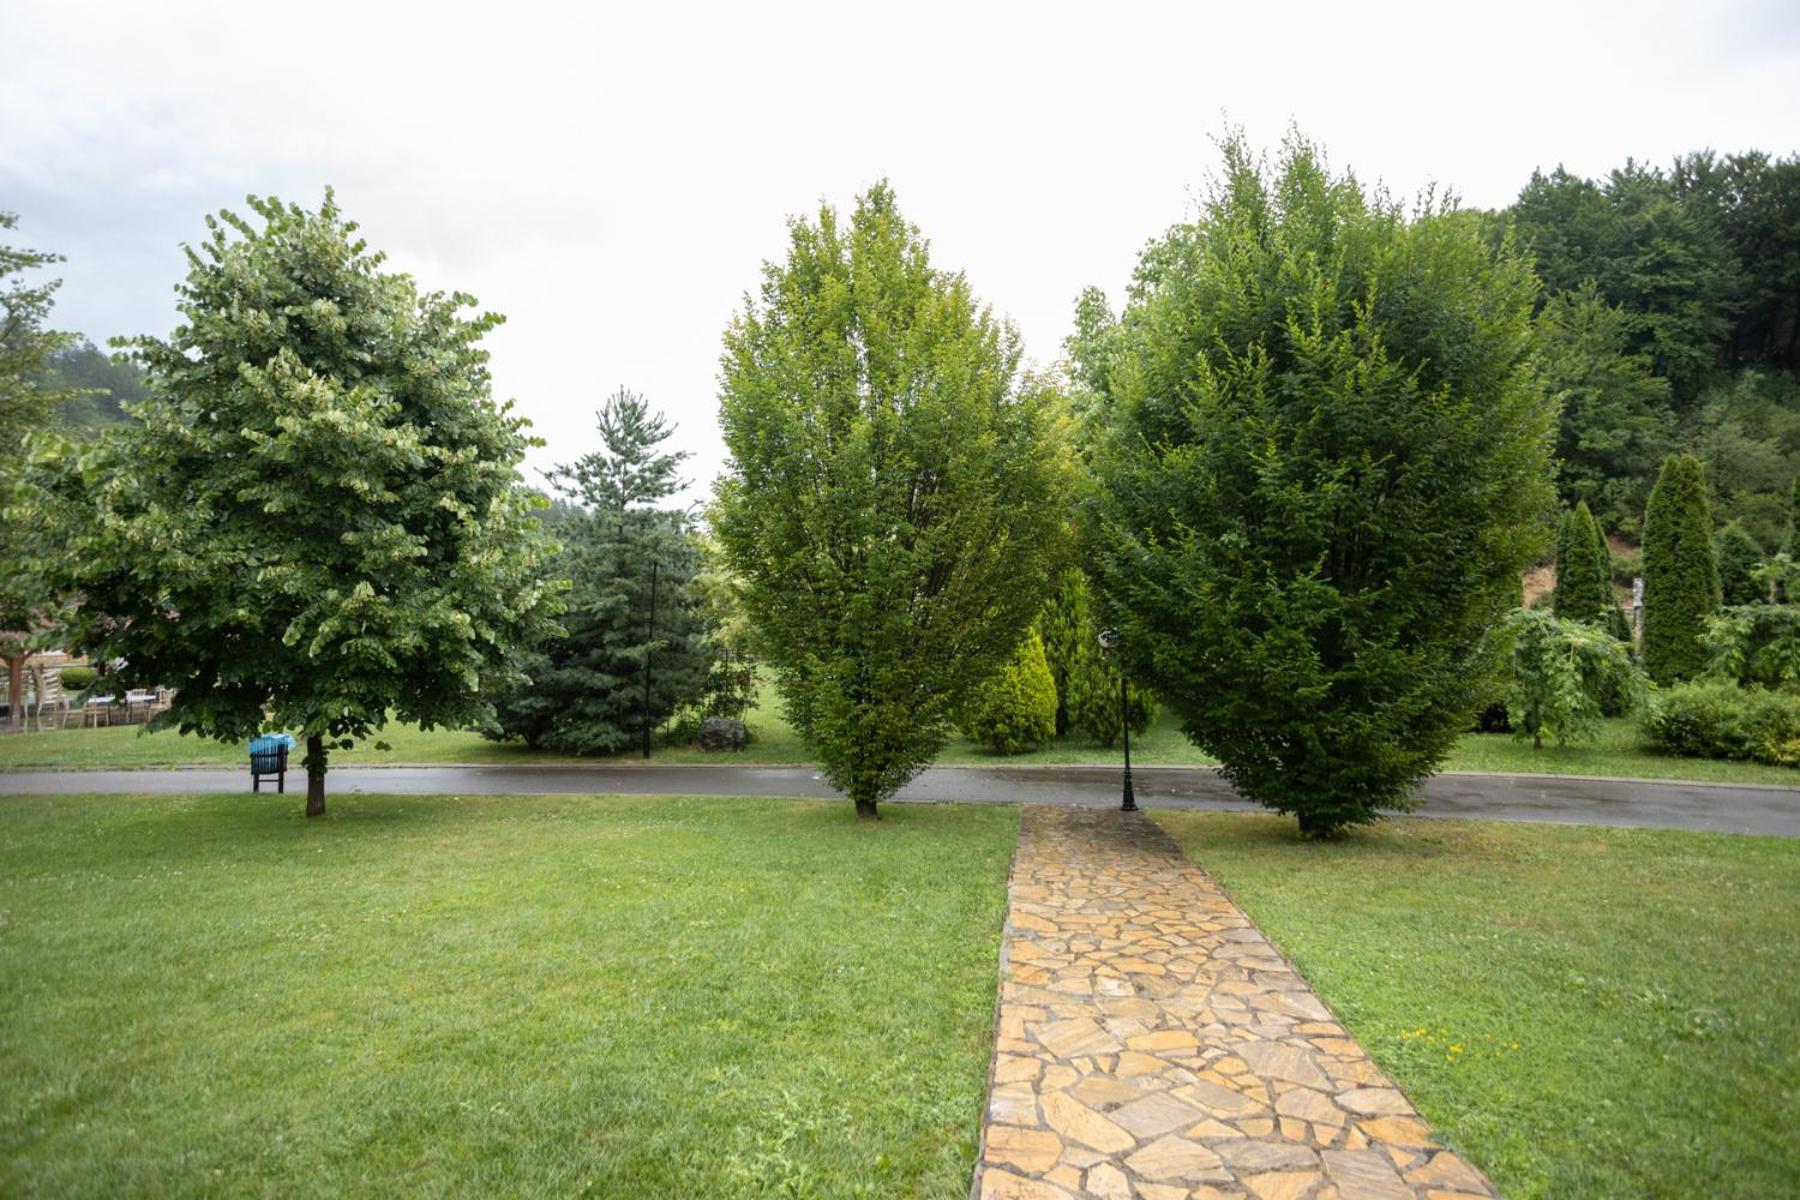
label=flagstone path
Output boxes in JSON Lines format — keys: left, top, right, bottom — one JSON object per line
{"left": 972, "top": 806, "right": 1498, "bottom": 1200}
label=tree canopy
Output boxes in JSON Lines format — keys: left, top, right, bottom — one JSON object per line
{"left": 713, "top": 182, "right": 1071, "bottom": 816}
{"left": 1086, "top": 134, "right": 1556, "bottom": 835}
{"left": 35, "top": 193, "right": 558, "bottom": 813}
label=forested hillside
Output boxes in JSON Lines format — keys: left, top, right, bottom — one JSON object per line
{"left": 1501, "top": 150, "right": 1800, "bottom": 547}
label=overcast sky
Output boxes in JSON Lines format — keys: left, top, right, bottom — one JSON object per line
{"left": 5, "top": 0, "right": 1798, "bottom": 503}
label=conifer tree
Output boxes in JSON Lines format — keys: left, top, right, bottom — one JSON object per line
{"left": 959, "top": 630, "right": 1057, "bottom": 754}
{"left": 1716, "top": 523, "right": 1766, "bottom": 606}
{"left": 491, "top": 388, "right": 717, "bottom": 754}
{"left": 1554, "top": 501, "right": 1626, "bottom": 638}
{"left": 1642, "top": 454, "right": 1723, "bottom": 683}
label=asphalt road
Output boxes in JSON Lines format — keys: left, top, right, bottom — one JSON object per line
{"left": 1, "top": 763, "right": 1796, "bottom": 836}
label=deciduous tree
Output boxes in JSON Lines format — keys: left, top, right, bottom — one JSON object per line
{"left": 713, "top": 183, "right": 1070, "bottom": 817}
{"left": 36, "top": 193, "right": 558, "bottom": 814}
{"left": 1088, "top": 134, "right": 1556, "bottom": 835}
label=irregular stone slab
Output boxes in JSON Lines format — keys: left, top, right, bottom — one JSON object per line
{"left": 1125, "top": 1133, "right": 1232, "bottom": 1183}
{"left": 1041, "top": 1090, "right": 1136, "bottom": 1153}
{"left": 971, "top": 807, "right": 1498, "bottom": 1199}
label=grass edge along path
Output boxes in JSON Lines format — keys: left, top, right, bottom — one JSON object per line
{"left": 2, "top": 711, "right": 1797, "bottom": 788}
{"left": 1153, "top": 810, "right": 1800, "bottom": 1200}
{"left": 0, "top": 792, "right": 1017, "bottom": 1199}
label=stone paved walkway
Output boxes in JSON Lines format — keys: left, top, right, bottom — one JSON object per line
{"left": 973, "top": 806, "right": 1498, "bottom": 1200}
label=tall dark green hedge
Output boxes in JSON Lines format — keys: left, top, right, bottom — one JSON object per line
{"left": 1642, "top": 454, "right": 1722, "bottom": 683}
{"left": 1716, "top": 523, "right": 1766, "bottom": 606}
{"left": 1086, "top": 135, "right": 1556, "bottom": 836}
{"left": 1553, "top": 501, "right": 1625, "bottom": 638}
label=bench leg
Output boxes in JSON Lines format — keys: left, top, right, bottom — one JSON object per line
{"left": 277, "top": 771, "right": 285, "bottom": 795}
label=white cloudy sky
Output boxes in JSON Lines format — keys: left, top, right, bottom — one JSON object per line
{"left": 5, "top": 0, "right": 1798, "bottom": 503}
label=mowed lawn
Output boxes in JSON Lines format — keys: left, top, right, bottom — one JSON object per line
{"left": 1157, "top": 812, "right": 1800, "bottom": 1200}
{"left": 4, "top": 704, "right": 1799, "bottom": 787}
{"left": 0, "top": 793, "right": 1017, "bottom": 1198}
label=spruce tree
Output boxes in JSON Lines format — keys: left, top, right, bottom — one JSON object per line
{"left": 1642, "top": 454, "right": 1723, "bottom": 683}
{"left": 1589, "top": 512, "right": 1633, "bottom": 641}
{"left": 1717, "top": 523, "right": 1766, "bottom": 606}
{"left": 491, "top": 388, "right": 717, "bottom": 754}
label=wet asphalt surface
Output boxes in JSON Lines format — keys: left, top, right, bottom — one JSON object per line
{"left": 1, "top": 763, "right": 1795, "bottom": 836}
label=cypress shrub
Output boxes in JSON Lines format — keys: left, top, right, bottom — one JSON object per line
{"left": 1642, "top": 454, "right": 1722, "bottom": 683}
{"left": 1717, "top": 523, "right": 1766, "bottom": 606}
{"left": 959, "top": 630, "right": 1058, "bottom": 754}
{"left": 1589, "top": 514, "right": 1633, "bottom": 642}
{"left": 1553, "top": 501, "right": 1619, "bottom": 633}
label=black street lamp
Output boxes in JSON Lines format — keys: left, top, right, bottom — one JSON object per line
{"left": 641, "top": 558, "right": 658, "bottom": 760}
{"left": 1097, "top": 628, "right": 1138, "bottom": 813}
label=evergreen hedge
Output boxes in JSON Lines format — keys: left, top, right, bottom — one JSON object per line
{"left": 1642, "top": 454, "right": 1722, "bottom": 683}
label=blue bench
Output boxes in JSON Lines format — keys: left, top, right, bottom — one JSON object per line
{"left": 249, "top": 734, "right": 296, "bottom": 793}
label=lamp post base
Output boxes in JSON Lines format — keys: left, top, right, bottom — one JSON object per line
{"left": 1121, "top": 769, "right": 1138, "bottom": 812}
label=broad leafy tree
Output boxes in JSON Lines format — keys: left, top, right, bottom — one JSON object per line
{"left": 0, "top": 212, "right": 79, "bottom": 655}
{"left": 1088, "top": 135, "right": 1556, "bottom": 835}
{"left": 489, "top": 388, "right": 718, "bottom": 754}
{"left": 713, "top": 183, "right": 1071, "bottom": 817}
{"left": 1641, "top": 453, "right": 1723, "bottom": 683}
{"left": 1500, "top": 608, "right": 1644, "bottom": 748}
{"left": 36, "top": 194, "right": 558, "bottom": 814}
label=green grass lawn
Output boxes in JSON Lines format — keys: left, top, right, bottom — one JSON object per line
{"left": 0, "top": 792, "right": 1017, "bottom": 1198}
{"left": 5, "top": 703, "right": 1797, "bottom": 786}
{"left": 1156, "top": 812, "right": 1800, "bottom": 1200}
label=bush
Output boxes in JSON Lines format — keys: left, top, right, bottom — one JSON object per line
{"left": 959, "top": 631, "right": 1057, "bottom": 754}
{"left": 1640, "top": 681, "right": 1800, "bottom": 766}
{"left": 1701, "top": 604, "right": 1800, "bottom": 690}
{"left": 1500, "top": 608, "right": 1645, "bottom": 748}
{"left": 57, "top": 666, "right": 97, "bottom": 692}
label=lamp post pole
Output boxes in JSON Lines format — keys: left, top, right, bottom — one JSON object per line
{"left": 1098, "top": 629, "right": 1138, "bottom": 813}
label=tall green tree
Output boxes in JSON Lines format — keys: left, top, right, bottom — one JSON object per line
{"left": 1089, "top": 134, "right": 1556, "bottom": 836}
{"left": 1641, "top": 453, "right": 1723, "bottom": 683}
{"left": 0, "top": 212, "right": 80, "bottom": 655}
{"left": 35, "top": 340, "right": 145, "bottom": 427}
{"left": 489, "top": 388, "right": 717, "bottom": 754}
{"left": 1533, "top": 284, "right": 1672, "bottom": 532}
{"left": 35, "top": 193, "right": 558, "bottom": 815}
{"left": 1716, "top": 522, "right": 1766, "bottom": 606}
{"left": 1554, "top": 501, "right": 1628, "bottom": 639}
{"left": 713, "top": 183, "right": 1070, "bottom": 817}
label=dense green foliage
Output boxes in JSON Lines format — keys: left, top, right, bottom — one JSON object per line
{"left": 32, "top": 194, "right": 558, "bottom": 812}
{"left": 958, "top": 629, "right": 1057, "bottom": 753}
{"left": 1701, "top": 604, "right": 1800, "bottom": 690}
{"left": 0, "top": 213, "right": 78, "bottom": 652}
{"left": 1552, "top": 501, "right": 1627, "bottom": 638}
{"left": 713, "top": 183, "right": 1070, "bottom": 816}
{"left": 34, "top": 340, "right": 145, "bottom": 427}
{"left": 54, "top": 665, "right": 96, "bottom": 693}
{"left": 1716, "top": 522, "right": 1766, "bottom": 605}
{"left": 489, "top": 388, "right": 717, "bottom": 755}
{"left": 1499, "top": 608, "right": 1643, "bottom": 748}
{"left": 1157, "top": 812, "right": 1800, "bottom": 1200}
{"left": 1506, "top": 151, "right": 1800, "bottom": 542}
{"left": 1035, "top": 568, "right": 1153, "bottom": 745}
{"left": 1086, "top": 135, "right": 1556, "bottom": 835}
{"left": 1641, "top": 679, "right": 1800, "bottom": 765}
{"left": 1533, "top": 285, "right": 1672, "bottom": 532}
{"left": 1641, "top": 454, "right": 1722, "bottom": 682}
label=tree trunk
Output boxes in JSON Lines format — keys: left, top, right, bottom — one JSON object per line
{"left": 305, "top": 733, "right": 326, "bottom": 818}
{"left": 854, "top": 797, "right": 879, "bottom": 820}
